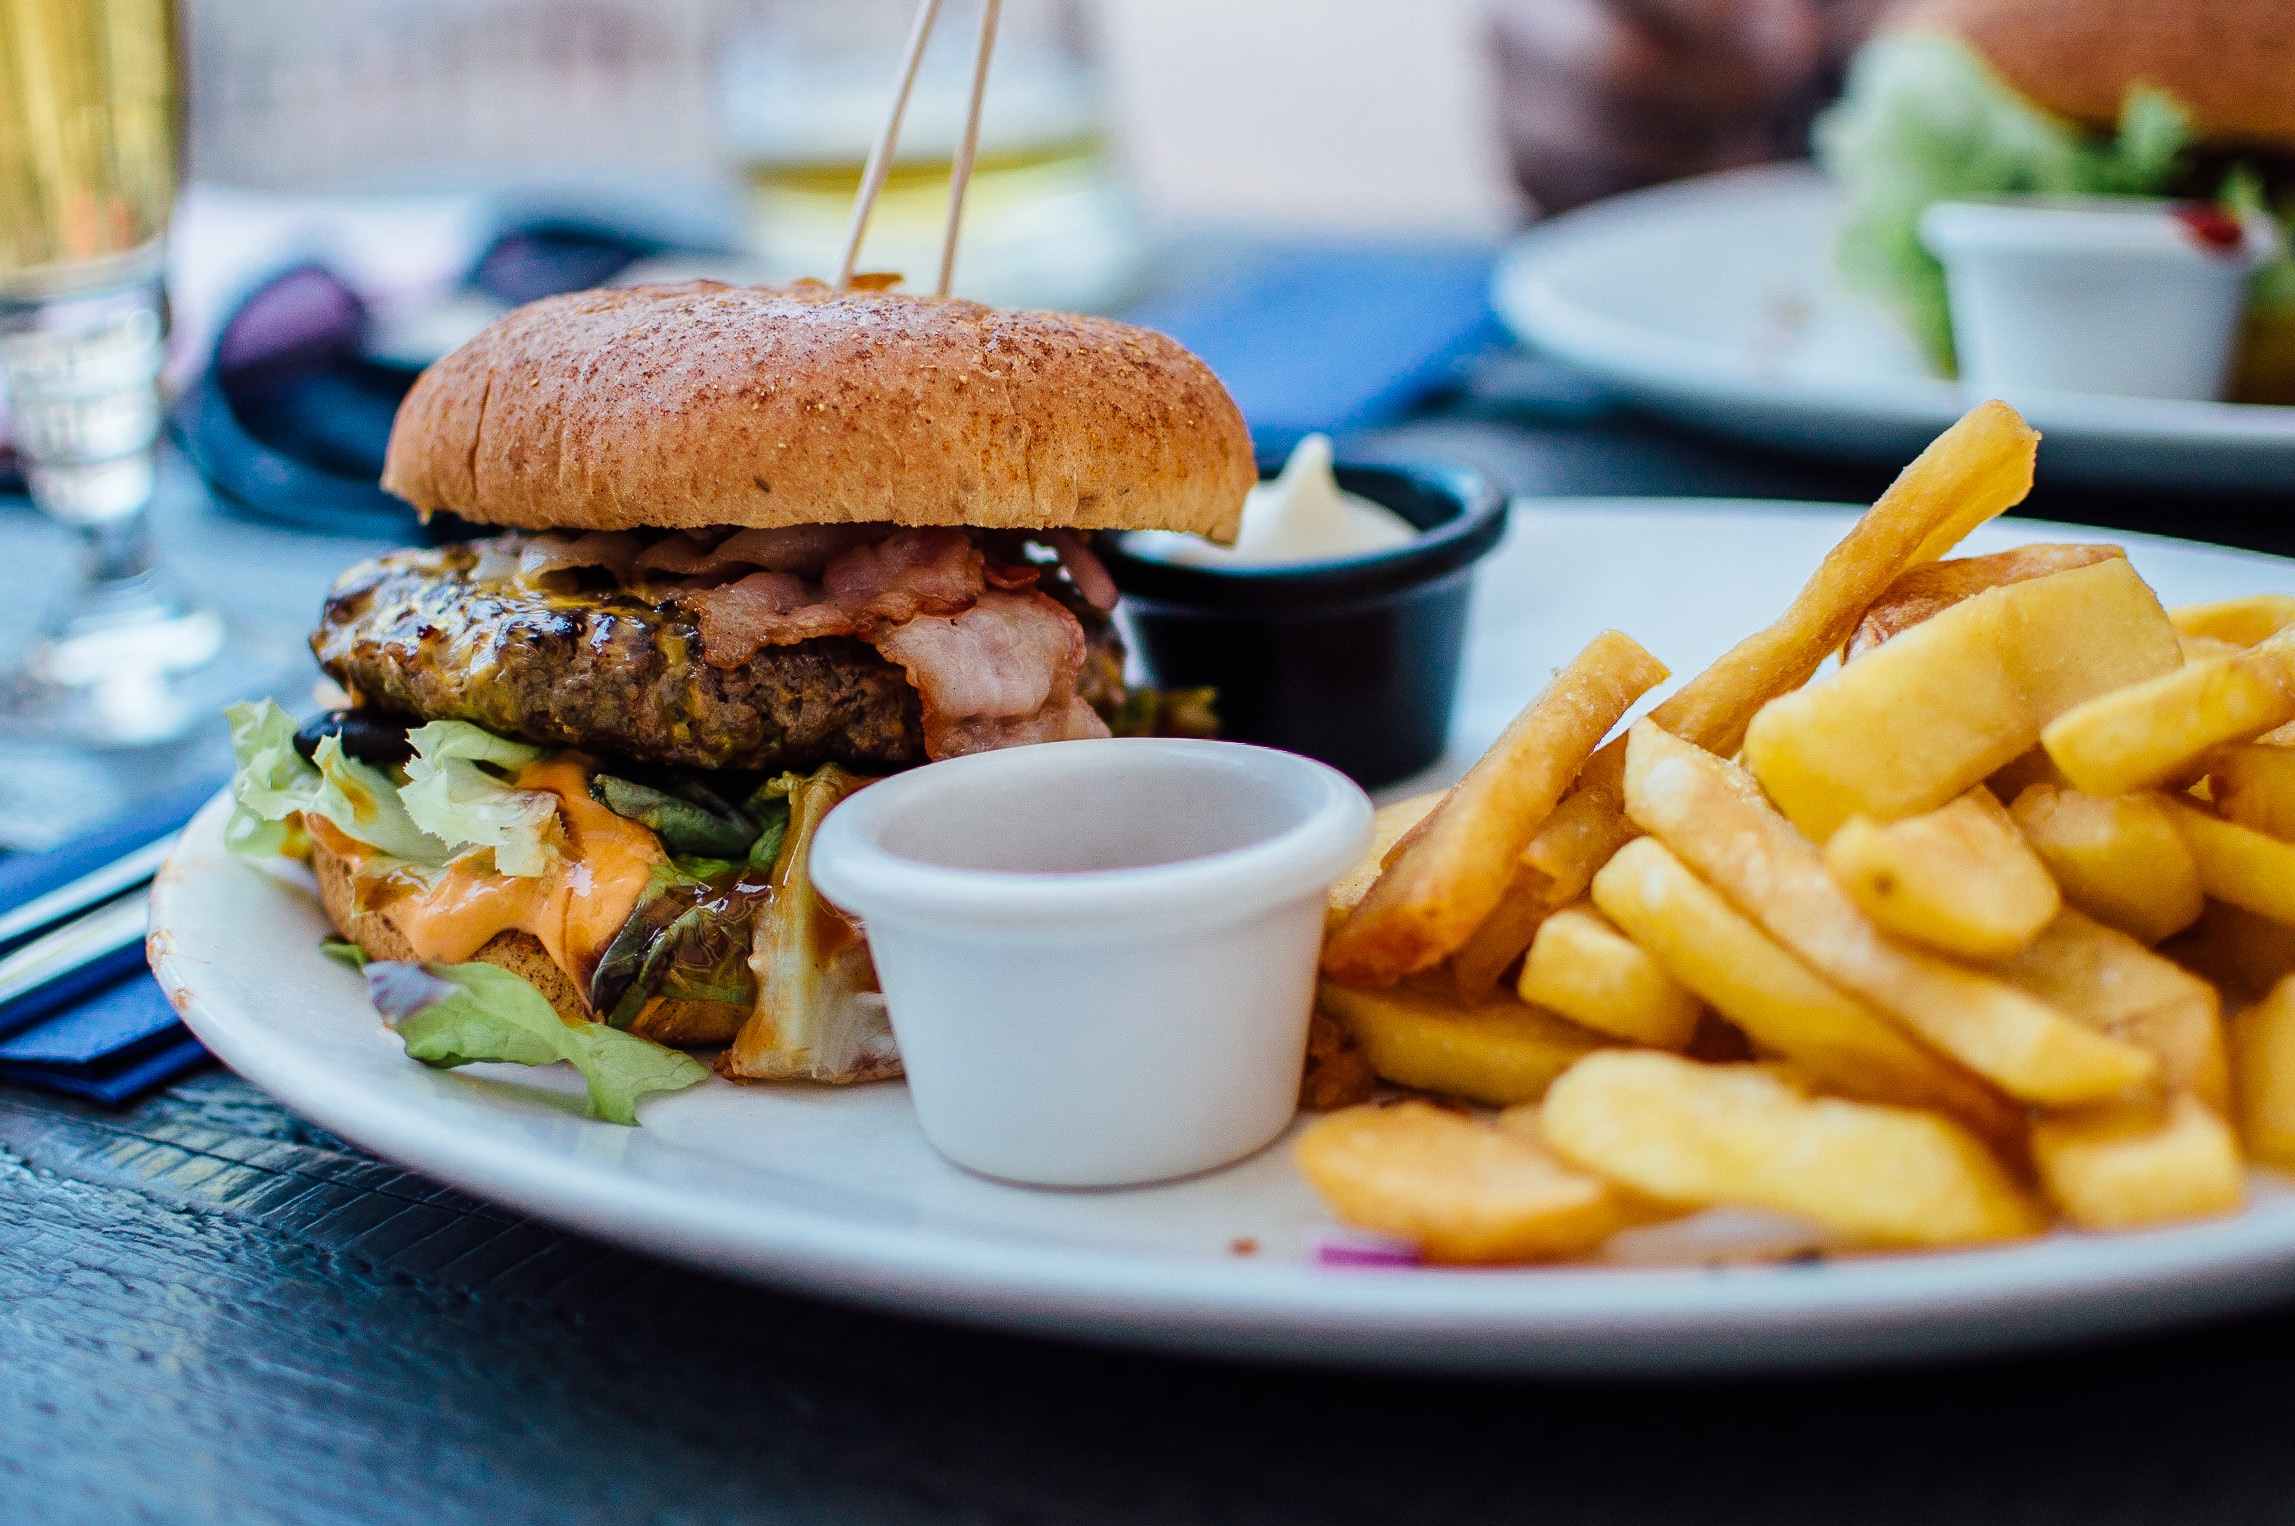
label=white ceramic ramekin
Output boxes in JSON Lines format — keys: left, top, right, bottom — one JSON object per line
{"left": 1920, "top": 197, "right": 2283, "bottom": 401}
{"left": 808, "top": 737, "right": 1373, "bottom": 1187}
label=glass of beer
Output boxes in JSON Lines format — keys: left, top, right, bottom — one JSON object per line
{"left": 0, "top": 0, "right": 230, "bottom": 744}
{"left": 713, "top": 0, "right": 1141, "bottom": 313}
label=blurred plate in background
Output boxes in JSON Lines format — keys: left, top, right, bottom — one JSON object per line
{"left": 1494, "top": 164, "right": 2295, "bottom": 494}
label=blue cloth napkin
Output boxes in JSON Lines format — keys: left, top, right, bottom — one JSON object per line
{"left": 0, "top": 773, "right": 224, "bottom": 1104}
{"left": 1122, "top": 241, "right": 1505, "bottom": 452}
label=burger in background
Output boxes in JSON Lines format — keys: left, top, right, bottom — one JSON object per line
{"left": 1818, "top": 0, "right": 2295, "bottom": 402}
{"left": 227, "top": 280, "right": 1250, "bottom": 1115}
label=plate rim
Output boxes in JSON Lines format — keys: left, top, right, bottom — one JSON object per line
{"left": 1491, "top": 162, "right": 2295, "bottom": 450}
{"left": 151, "top": 501, "right": 2295, "bottom": 1374}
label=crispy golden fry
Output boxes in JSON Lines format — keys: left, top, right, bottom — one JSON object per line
{"left": 2008, "top": 785, "right": 2204, "bottom": 944}
{"left": 1823, "top": 790, "right": 2059, "bottom": 958}
{"left": 1845, "top": 543, "right": 2123, "bottom": 661}
{"left": 1517, "top": 902, "right": 1703, "bottom": 1048}
{"left": 1327, "top": 791, "right": 1443, "bottom": 928}
{"left": 2210, "top": 743, "right": 2295, "bottom": 843}
{"left": 1449, "top": 892, "right": 1552, "bottom": 999}
{"left": 2165, "top": 902, "right": 2295, "bottom": 1006}
{"left": 2042, "top": 627, "right": 2295, "bottom": 796}
{"left": 2170, "top": 595, "right": 2295, "bottom": 648}
{"left": 2030, "top": 1094, "right": 2244, "bottom": 1230}
{"left": 1985, "top": 908, "right": 2230, "bottom": 1114}
{"left": 1318, "top": 980, "right": 1609, "bottom": 1106}
{"left": 1745, "top": 559, "right": 2181, "bottom": 839}
{"left": 1299, "top": 1010, "right": 1376, "bottom": 1112}
{"left": 2230, "top": 976, "right": 2295, "bottom": 1168}
{"left": 1589, "top": 837, "right": 2020, "bottom": 1142}
{"left": 1321, "top": 632, "right": 1667, "bottom": 985}
{"left": 1540, "top": 1052, "right": 2044, "bottom": 1247}
{"left": 1623, "top": 722, "right": 2158, "bottom": 1104}
{"left": 2164, "top": 799, "right": 2295, "bottom": 927}
{"left": 1295, "top": 1102, "right": 1656, "bottom": 1263}
{"left": 1988, "top": 746, "right": 2072, "bottom": 800}
{"left": 2181, "top": 633, "right": 2247, "bottom": 664}
{"left": 1466, "top": 402, "right": 2045, "bottom": 983}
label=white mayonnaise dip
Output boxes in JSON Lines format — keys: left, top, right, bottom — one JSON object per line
{"left": 1126, "top": 434, "right": 1416, "bottom": 567}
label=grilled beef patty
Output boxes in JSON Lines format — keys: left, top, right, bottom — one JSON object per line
{"left": 312, "top": 546, "right": 1123, "bottom": 773}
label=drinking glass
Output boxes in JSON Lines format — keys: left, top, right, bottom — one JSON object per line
{"left": 0, "top": 0, "right": 234, "bottom": 744}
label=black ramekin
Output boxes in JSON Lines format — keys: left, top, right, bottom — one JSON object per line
{"left": 1100, "top": 458, "right": 1510, "bottom": 787}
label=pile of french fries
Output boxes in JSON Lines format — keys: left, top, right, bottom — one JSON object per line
{"left": 1299, "top": 401, "right": 2295, "bottom": 1263}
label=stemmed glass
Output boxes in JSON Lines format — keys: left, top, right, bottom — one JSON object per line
{"left": 0, "top": 0, "right": 234, "bottom": 745}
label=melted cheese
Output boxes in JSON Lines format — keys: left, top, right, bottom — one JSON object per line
{"left": 323, "top": 757, "right": 664, "bottom": 981}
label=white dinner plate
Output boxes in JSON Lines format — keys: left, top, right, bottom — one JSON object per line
{"left": 152, "top": 500, "right": 2295, "bottom": 1376}
{"left": 1492, "top": 164, "right": 2295, "bottom": 493}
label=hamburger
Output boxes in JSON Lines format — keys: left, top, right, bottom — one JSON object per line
{"left": 1817, "top": 0, "right": 2295, "bottom": 401}
{"left": 226, "top": 280, "right": 1252, "bottom": 1103}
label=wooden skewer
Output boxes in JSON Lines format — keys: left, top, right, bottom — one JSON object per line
{"left": 836, "top": 0, "right": 946, "bottom": 289}
{"left": 935, "top": 0, "right": 1002, "bottom": 297}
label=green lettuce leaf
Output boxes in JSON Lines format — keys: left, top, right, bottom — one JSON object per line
{"left": 400, "top": 720, "right": 558, "bottom": 877}
{"left": 589, "top": 773, "right": 756, "bottom": 858}
{"left": 224, "top": 700, "right": 447, "bottom": 863}
{"left": 367, "top": 958, "right": 707, "bottom": 1124}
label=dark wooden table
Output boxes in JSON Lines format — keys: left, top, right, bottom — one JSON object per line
{"left": 9, "top": 389, "right": 2295, "bottom": 1525}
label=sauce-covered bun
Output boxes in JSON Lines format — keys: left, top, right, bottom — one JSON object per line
{"left": 381, "top": 280, "right": 1254, "bottom": 543}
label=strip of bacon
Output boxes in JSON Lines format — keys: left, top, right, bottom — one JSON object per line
{"left": 874, "top": 590, "right": 1111, "bottom": 757}
{"left": 1047, "top": 530, "right": 1119, "bottom": 612}
{"left": 636, "top": 524, "right": 889, "bottom": 580}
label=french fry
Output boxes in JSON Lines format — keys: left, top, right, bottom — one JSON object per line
{"left": 1467, "top": 400, "right": 2045, "bottom": 984}
{"left": 2042, "top": 627, "right": 2295, "bottom": 796}
{"left": 1449, "top": 892, "right": 1552, "bottom": 999}
{"left": 1624, "top": 722, "right": 2158, "bottom": 1104}
{"left": 1823, "top": 790, "right": 2059, "bottom": 958}
{"left": 1985, "top": 908, "right": 2230, "bottom": 1114}
{"left": 1590, "top": 836, "right": 2020, "bottom": 1141}
{"left": 2181, "top": 633, "right": 2246, "bottom": 664}
{"left": 1517, "top": 902, "right": 1703, "bottom": 1049}
{"left": 1845, "top": 543, "right": 2122, "bottom": 661}
{"left": 1327, "top": 790, "right": 1443, "bottom": 928}
{"left": 2163, "top": 799, "right": 2295, "bottom": 927}
{"left": 1318, "top": 980, "right": 1608, "bottom": 1106}
{"left": 2165, "top": 902, "right": 2295, "bottom": 1006}
{"left": 1988, "top": 746, "right": 2072, "bottom": 800}
{"left": 2170, "top": 594, "right": 2295, "bottom": 648}
{"left": 2030, "top": 1094, "right": 2243, "bottom": 1230}
{"left": 1745, "top": 559, "right": 2182, "bottom": 839}
{"left": 2230, "top": 976, "right": 2295, "bottom": 1168}
{"left": 1540, "top": 1052, "right": 2044, "bottom": 1247}
{"left": 2209, "top": 743, "right": 2295, "bottom": 843}
{"left": 2007, "top": 785, "right": 2204, "bottom": 944}
{"left": 1321, "top": 631, "right": 1666, "bottom": 985}
{"left": 1295, "top": 1101, "right": 1655, "bottom": 1263}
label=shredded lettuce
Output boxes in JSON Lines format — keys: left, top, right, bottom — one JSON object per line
{"left": 1814, "top": 33, "right": 2278, "bottom": 369}
{"left": 400, "top": 720, "right": 558, "bottom": 877}
{"left": 367, "top": 959, "right": 707, "bottom": 1124}
{"left": 225, "top": 700, "right": 447, "bottom": 863}
{"left": 724, "top": 766, "right": 895, "bottom": 1084}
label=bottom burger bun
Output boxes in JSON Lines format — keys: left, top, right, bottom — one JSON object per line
{"left": 311, "top": 837, "right": 746, "bottom": 1047}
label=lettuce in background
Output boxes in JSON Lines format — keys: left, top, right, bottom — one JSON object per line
{"left": 1813, "top": 33, "right": 2294, "bottom": 372}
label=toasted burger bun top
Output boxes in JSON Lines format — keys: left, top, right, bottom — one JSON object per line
{"left": 380, "top": 280, "right": 1254, "bottom": 542}
{"left": 1904, "top": 0, "right": 2295, "bottom": 150}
